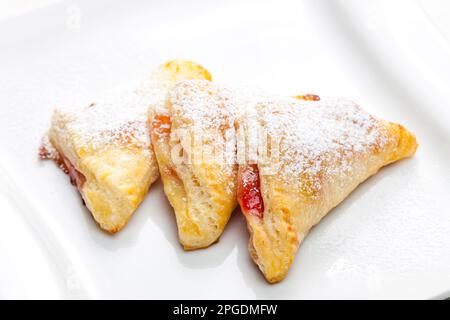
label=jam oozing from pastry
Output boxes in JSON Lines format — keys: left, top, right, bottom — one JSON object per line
{"left": 39, "top": 142, "right": 70, "bottom": 174}
{"left": 38, "top": 145, "right": 51, "bottom": 159}
{"left": 238, "top": 164, "right": 264, "bottom": 218}
{"left": 151, "top": 114, "right": 182, "bottom": 184}
{"left": 295, "top": 94, "right": 320, "bottom": 101}
{"left": 152, "top": 114, "right": 172, "bottom": 137}
{"left": 63, "top": 157, "right": 86, "bottom": 190}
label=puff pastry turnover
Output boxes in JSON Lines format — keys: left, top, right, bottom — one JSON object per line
{"left": 151, "top": 80, "right": 237, "bottom": 250}
{"left": 43, "top": 60, "right": 211, "bottom": 233}
{"left": 236, "top": 95, "right": 418, "bottom": 283}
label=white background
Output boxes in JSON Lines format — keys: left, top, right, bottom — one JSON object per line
{"left": 0, "top": 0, "right": 450, "bottom": 299}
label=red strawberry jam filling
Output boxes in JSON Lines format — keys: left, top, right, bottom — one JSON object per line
{"left": 62, "top": 156, "right": 86, "bottom": 190}
{"left": 295, "top": 94, "right": 320, "bottom": 101}
{"left": 238, "top": 164, "right": 264, "bottom": 219}
{"left": 151, "top": 114, "right": 183, "bottom": 182}
{"left": 151, "top": 114, "right": 172, "bottom": 137}
{"left": 39, "top": 143, "right": 85, "bottom": 192}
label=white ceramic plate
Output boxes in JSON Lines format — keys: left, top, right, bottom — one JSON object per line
{"left": 1, "top": 0, "right": 449, "bottom": 299}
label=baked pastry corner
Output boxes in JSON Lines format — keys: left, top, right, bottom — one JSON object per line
{"left": 151, "top": 80, "right": 237, "bottom": 249}
{"left": 44, "top": 59, "right": 211, "bottom": 233}
{"left": 237, "top": 95, "right": 418, "bottom": 283}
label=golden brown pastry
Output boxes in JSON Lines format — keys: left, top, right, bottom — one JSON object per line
{"left": 43, "top": 60, "right": 211, "bottom": 233}
{"left": 151, "top": 80, "right": 237, "bottom": 250}
{"left": 236, "top": 94, "right": 418, "bottom": 283}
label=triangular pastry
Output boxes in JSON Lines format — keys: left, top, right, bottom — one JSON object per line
{"left": 151, "top": 80, "right": 238, "bottom": 249}
{"left": 42, "top": 60, "right": 211, "bottom": 233}
{"left": 236, "top": 95, "right": 418, "bottom": 283}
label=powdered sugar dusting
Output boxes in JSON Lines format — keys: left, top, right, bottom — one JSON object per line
{"left": 39, "top": 133, "right": 68, "bottom": 173}
{"left": 166, "top": 80, "right": 240, "bottom": 186}
{"left": 169, "top": 80, "right": 236, "bottom": 128}
{"left": 165, "top": 80, "right": 389, "bottom": 195}
{"left": 39, "top": 133, "right": 59, "bottom": 160}
{"left": 246, "top": 95, "right": 389, "bottom": 196}
{"left": 53, "top": 71, "right": 169, "bottom": 153}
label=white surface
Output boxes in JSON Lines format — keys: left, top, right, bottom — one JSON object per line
{"left": 0, "top": 0, "right": 60, "bottom": 20}
{"left": 0, "top": 0, "right": 449, "bottom": 299}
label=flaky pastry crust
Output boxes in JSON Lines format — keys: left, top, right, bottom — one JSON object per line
{"left": 48, "top": 60, "right": 210, "bottom": 233}
{"left": 237, "top": 95, "right": 418, "bottom": 283}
